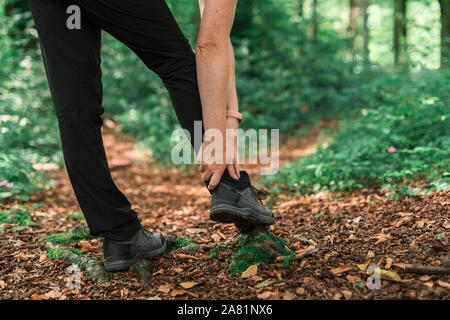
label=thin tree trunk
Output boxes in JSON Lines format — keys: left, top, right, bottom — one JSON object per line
{"left": 311, "top": 0, "right": 319, "bottom": 40}
{"left": 439, "top": 0, "right": 450, "bottom": 68}
{"left": 362, "top": 0, "right": 371, "bottom": 67}
{"left": 348, "top": 0, "right": 361, "bottom": 65}
{"left": 394, "top": 0, "right": 408, "bottom": 69}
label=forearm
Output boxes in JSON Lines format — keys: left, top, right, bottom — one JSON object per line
{"left": 227, "top": 39, "right": 239, "bottom": 113}
{"left": 196, "top": 0, "right": 237, "bottom": 136}
{"left": 196, "top": 43, "right": 229, "bottom": 134}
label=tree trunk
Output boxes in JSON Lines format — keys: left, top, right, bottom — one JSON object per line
{"left": 362, "top": 0, "right": 371, "bottom": 67}
{"left": 311, "top": 0, "right": 319, "bottom": 40}
{"left": 394, "top": 0, "right": 408, "bottom": 69}
{"left": 348, "top": 0, "right": 361, "bottom": 65}
{"left": 439, "top": 0, "right": 450, "bottom": 68}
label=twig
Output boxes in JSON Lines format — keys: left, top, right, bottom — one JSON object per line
{"left": 404, "top": 264, "right": 450, "bottom": 275}
{"left": 46, "top": 242, "right": 109, "bottom": 283}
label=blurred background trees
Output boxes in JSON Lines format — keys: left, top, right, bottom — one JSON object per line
{"left": 0, "top": 0, "right": 448, "bottom": 200}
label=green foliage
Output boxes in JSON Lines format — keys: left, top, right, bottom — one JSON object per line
{"left": 167, "top": 235, "right": 199, "bottom": 251}
{"left": 46, "top": 227, "right": 92, "bottom": 244}
{"left": 0, "top": 1, "right": 62, "bottom": 200}
{"left": 62, "top": 213, "right": 85, "bottom": 221}
{"left": 0, "top": 209, "right": 34, "bottom": 227}
{"left": 230, "top": 232, "right": 293, "bottom": 276}
{"left": 266, "top": 70, "right": 450, "bottom": 197}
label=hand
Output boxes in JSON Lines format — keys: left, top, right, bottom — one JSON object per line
{"left": 198, "top": 117, "right": 240, "bottom": 191}
{"left": 225, "top": 116, "right": 241, "bottom": 180}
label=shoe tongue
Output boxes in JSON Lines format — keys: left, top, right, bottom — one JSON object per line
{"left": 221, "top": 171, "right": 251, "bottom": 190}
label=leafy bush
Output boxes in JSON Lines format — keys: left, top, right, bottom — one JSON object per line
{"left": 0, "top": 6, "right": 62, "bottom": 200}
{"left": 266, "top": 70, "right": 450, "bottom": 198}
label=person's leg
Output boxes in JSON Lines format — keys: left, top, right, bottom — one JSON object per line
{"left": 29, "top": 0, "right": 140, "bottom": 240}
{"left": 71, "top": 0, "right": 204, "bottom": 153}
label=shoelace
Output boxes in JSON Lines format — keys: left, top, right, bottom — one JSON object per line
{"left": 132, "top": 210, "right": 153, "bottom": 239}
{"left": 250, "top": 185, "right": 269, "bottom": 203}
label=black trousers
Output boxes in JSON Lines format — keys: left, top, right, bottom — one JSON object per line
{"left": 29, "top": 0, "right": 212, "bottom": 240}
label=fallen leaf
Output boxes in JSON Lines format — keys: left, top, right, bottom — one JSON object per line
{"left": 30, "top": 294, "right": 43, "bottom": 300}
{"left": 257, "top": 291, "right": 273, "bottom": 300}
{"left": 180, "top": 281, "right": 198, "bottom": 289}
{"left": 255, "top": 280, "right": 275, "bottom": 288}
{"left": 419, "top": 275, "right": 432, "bottom": 281}
{"left": 120, "top": 289, "right": 129, "bottom": 299}
{"left": 171, "top": 288, "right": 187, "bottom": 297}
{"left": 330, "top": 266, "right": 352, "bottom": 275}
{"left": 281, "top": 291, "right": 296, "bottom": 300}
{"left": 241, "top": 264, "right": 258, "bottom": 278}
{"left": 357, "top": 261, "right": 371, "bottom": 272}
{"left": 368, "top": 269, "right": 401, "bottom": 281}
{"left": 177, "top": 253, "right": 199, "bottom": 260}
{"left": 437, "top": 280, "right": 450, "bottom": 289}
{"left": 45, "top": 289, "right": 62, "bottom": 299}
{"left": 346, "top": 275, "right": 362, "bottom": 283}
{"left": 62, "top": 288, "right": 80, "bottom": 296}
{"left": 0, "top": 280, "right": 6, "bottom": 289}
{"left": 252, "top": 275, "right": 263, "bottom": 282}
{"left": 341, "top": 290, "right": 352, "bottom": 299}
{"left": 153, "top": 269, "right": 164, "bottom": 276}
{"left": 158, "top": 284, "right": 173, "bottom": 294}
{"left": 424, "top": 282, "right": 434, "bottom": 288}
{"left": 296, "top": 287, "right": 305, "bottom": 295}
{"left": 385, "top": 258, "right": 393, "bottom": 269}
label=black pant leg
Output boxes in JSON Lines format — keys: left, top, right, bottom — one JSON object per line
{"left": 73, "top": 0, "right": 204, "bottom": 152}
{"left": 29, "top": 0, "right": 140, "bottom": 240}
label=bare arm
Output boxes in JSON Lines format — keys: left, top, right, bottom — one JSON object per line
{"left": 196, "top": 0, "right": 239, "bottom": 190}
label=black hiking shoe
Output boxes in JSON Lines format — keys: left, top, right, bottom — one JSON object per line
{"left": 103, "top": 226, "right": 166, "bottom": 272}
{"left": 209, "top": 172, "right": 276, "bottom": 226}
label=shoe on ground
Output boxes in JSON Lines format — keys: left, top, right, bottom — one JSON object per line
{"left": 103, "top": 227, "right": 166, "bottom": 272}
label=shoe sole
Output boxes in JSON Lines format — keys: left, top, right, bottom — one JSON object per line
{"left": 210, "top": 203, "right": 275, "bottom": 225}
{"left": 104, "top": 240, "right": 167, "bottom": 272}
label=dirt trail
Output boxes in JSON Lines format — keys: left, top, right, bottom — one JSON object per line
{"left": 0, "top": 127, "right": 449, "bottom": 300}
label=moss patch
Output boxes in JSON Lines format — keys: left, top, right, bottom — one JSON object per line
{"left": 62, "top": 212, "right": 85, "bottom": 220}
{"left": 229, "top": 229, "right": 294, "bottom": 276}
{"left": 46, "top": 225, "right": 92, "bottom": 244}
{"left": 167, "top": 235, "right": 198, "bottom": 251}
{"left": 0, "top": 210, "right": 35, "bottom": 227}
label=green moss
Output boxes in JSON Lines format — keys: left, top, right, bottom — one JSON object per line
{"left": 167, "top": 235, "right": 198, "bottom": 251}
{"left": 47, "top": 246, "right": 66, "bottom": 260}
{"left": 209, "top": 248, "right": 220, "bottom": 259}
{"left": 46, "top": 228, "right": 92, "bottom": 244}
{"left": 229, "top": 232, "right": 294, "bottom": 276}
{"left": 0, "top": 210, "right": 35, "bottom": 227}
{"left": 62, "top": 213, "right": 85, "bottom": 221}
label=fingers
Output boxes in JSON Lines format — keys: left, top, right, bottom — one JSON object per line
{"left": 208, "top": 172, "right": 221, "bottom": 191}
{"left": 227, "top": 164, "right": 238, "bottom": 180}
{"left": 234, "top": 162, "right": 241, "bottom": 179}
{"left": 202, "top": 170, "right": 212, "bottom": 182}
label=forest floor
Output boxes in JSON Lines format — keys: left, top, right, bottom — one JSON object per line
{"left": 0, "top": 124, "right": 449, "bottom": 300}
